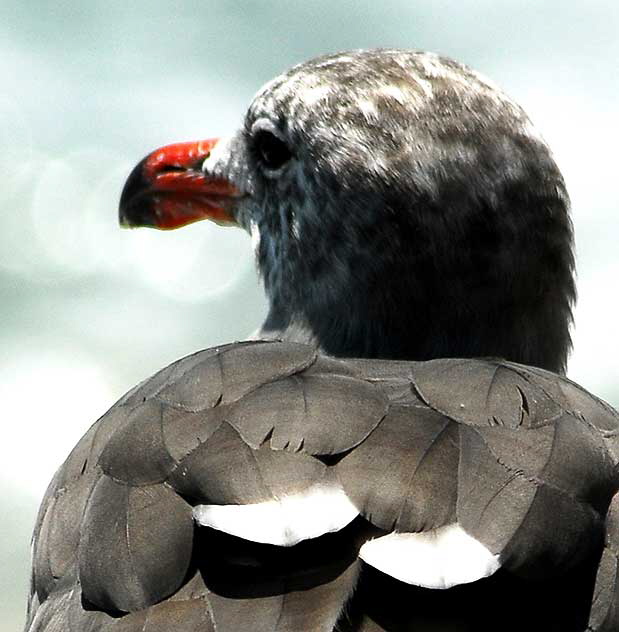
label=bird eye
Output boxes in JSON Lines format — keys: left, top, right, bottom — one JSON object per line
{"left": 253, "top": 130, "right": 292, "bottom": 173}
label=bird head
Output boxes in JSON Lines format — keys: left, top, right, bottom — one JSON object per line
{"left": 119, "top": 49, "right": 575, "bottom": 372}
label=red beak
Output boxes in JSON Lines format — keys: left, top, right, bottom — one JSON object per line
{"left": 119, "top": 139, "right": 241, "bottom": 230}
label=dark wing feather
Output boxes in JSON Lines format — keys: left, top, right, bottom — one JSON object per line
{"left": 337, "top": 405, "right": 459, "bottom": 532}
{"left": 26, "top": 341, "right": 619, "bottom": 631}
{"left": 589, "top": 493, "right": 619, "bottom": 631}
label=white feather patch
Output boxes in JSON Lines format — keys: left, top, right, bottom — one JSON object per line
{"left": 291, "top": 216, "right": 301, "bottom": 240}
{"left": 359, "top": 524, "right": 501, "bottom": 589}
{"left": 193, "top": 486, "right": 359, "bottom": 546}
{"left": 249, "top": 220, "right": 261, "bottom": 254}
{"left": 298, "top": 83, "right": 332, "bottom": 106}
{"left": 356, "top": 98, "right": 379, "bottom": 122}
{"left": 201, "top": 136, "right": 232, "bottom": 174}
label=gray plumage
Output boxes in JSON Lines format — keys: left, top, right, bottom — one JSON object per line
{"left": 26, "top": 342, "right": 619, "bottom": 631}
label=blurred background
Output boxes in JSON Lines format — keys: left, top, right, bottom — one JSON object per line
{"left": 2, "top": 1, "right": 618, "bottom": 629}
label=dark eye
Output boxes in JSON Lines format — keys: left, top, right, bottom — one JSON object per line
{"left": 253, "top": 130, "right": 292, "bottom": 172}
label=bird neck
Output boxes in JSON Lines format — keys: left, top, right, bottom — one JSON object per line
{"left": 256, "top": 171, "right": 575, "bottom": 374}
{"left": 260, "top": 279, "right": 573, "bottom": 374}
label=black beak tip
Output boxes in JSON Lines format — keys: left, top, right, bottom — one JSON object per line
{"left": 118, "top": 157, "right": 154, "bottom": 228}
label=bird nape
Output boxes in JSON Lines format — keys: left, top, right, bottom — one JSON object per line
{"left": 26, "top": 50, "right": 618, "bottom": 632}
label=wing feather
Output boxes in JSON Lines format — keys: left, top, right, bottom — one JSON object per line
{"left": 26, "top": 342, "right": 619, "bottom": 631}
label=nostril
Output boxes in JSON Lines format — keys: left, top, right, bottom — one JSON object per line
{"left": 159, "top": 164, "right": 185, "bottom": 174}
